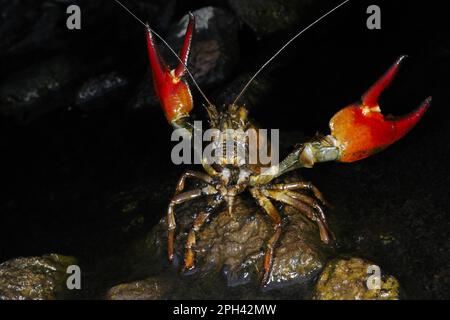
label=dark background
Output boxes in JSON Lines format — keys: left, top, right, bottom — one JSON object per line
{"left": 0, "top": 0, "right": 448, "bottom": 299}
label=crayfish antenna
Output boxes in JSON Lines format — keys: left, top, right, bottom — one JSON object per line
{"left": 232, "top": 0, "right": 351, "bottom": 106}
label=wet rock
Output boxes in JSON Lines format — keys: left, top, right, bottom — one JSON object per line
{"left": 0, "top": 254, "right": 77, "bottom": 300}
{"left": 106, "top": 276, "right": 174, "bottom": 300}
{"left": 264, "top": 206, "right": 329, "bottom": 289}
{"left": 0, "top": 1, "right": 109, "bottom": 72}
{"left": 0, "top": 55, "right": 80, "bottom": 124}
{"left": 228, "top": 0, "right": 317, "bottom": 37}
{"left": 313, "top": 258, "right": 400, "bottom": 300}
{"left": 147, "top": 193, "right": 330, "bottom": 291}
{"left": 75, "top": 71, "right": 130, "bottom": 111}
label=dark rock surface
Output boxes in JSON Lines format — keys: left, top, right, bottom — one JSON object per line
{"left": 76, "top": 71, "right": 130, "bottom": 111}
{"left": 0, "top": 55, "right": 79, "bottom": 123}
{"left": 0, "top": 1, "right": 66, "bottom": 59}
{"left": 228, "top": 0, "right": 318, "bottom": 37}
{"left": 147, "top": 193, "right": 330, "bottom": 292}
{"left": 0, "top": 254, "right": 77, "bottom": 300}
{"left": 128, "top": 75, "right": 159, "bottom": 111}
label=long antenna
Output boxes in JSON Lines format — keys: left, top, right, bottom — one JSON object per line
{"left": 232, "top": 0, "right": 351, "bottom": 106}
{"left": 114, "top": 0, "right": 213, "bottom": 106}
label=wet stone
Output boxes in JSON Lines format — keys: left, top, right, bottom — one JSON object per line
{"left": 313, "top": 257, "right": 401, "bottom": 300}
{"left": 0, "top": 254, "right": 77, "bottom": 300}
{"left": 75, "top": 71, "right": 130, "bottom": 111}
{"left": 228, "top": 0, "right": 315, "bottom": 37}
{"left": 147, "top": 195, "right": 330, "bottom": 292}
{"left": 106, "top": 276, "right": 174, "bottom": 300}
{"left": 0, "top": 55, "right": 79, "bottom": 124}
{"left": 0, "top": 1, "right": 64, "bottom": 58}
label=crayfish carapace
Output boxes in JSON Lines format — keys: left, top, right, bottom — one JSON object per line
{"left": 144, "top": 12, "right": 430, "bottom": 285}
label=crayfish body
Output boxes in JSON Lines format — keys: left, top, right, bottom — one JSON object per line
{"left": 145, "top": 13, "right": 430, "bottom": 285}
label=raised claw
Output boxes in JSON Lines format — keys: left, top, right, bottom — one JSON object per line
{"left": 146, "top": 13, "right": 195, "bottom": 125}
{"left": 249, "top": 56, "right": 430, "bottom": 185}
{"left": 330, "top": 56, "right": 431, "bottom": 162}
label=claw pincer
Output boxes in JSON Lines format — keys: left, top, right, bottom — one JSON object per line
{"left": 145, "top": 13, "right": 195, "bottom": 125}
{"left": 329, "top": 56, "right": 430, "bottom": 162}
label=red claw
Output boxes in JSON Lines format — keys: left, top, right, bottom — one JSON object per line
{"left": 330, "top": 56, "right": 431, "bottom": 163}
{"left": 146, "top": 13, "right": 195, "bottom": 124}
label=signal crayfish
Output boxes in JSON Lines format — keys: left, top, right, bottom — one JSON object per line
{"left": 142, "top": 8, "right": 431, "bottom": 285}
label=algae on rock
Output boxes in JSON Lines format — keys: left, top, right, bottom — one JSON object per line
{"left": 313, "top": 257, "right": 400, "bottom": 300}
{"left": 0, "top": 254, "right": 77, "bottom": 300}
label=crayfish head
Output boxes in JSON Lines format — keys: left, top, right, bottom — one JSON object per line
{"left": 215, "top": 104, "right": 250, "bottom": 131}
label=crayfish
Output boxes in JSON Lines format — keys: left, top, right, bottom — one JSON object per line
{"left": 144, "top": 12, "right": 430, "bottom": 285}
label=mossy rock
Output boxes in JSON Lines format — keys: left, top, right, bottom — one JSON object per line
{"left": 0, "top": 254, "right": 77, "bottom": 300}
{"left": 106, "top": 275, "right": 174, "bottom": 300}
{"left": 313, "top": 257, "right": 400, "bottom": 300}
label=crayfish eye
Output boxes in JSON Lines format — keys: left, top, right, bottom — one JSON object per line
{"left": 238, "top": 107, "right": 248, "bottom": 121}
